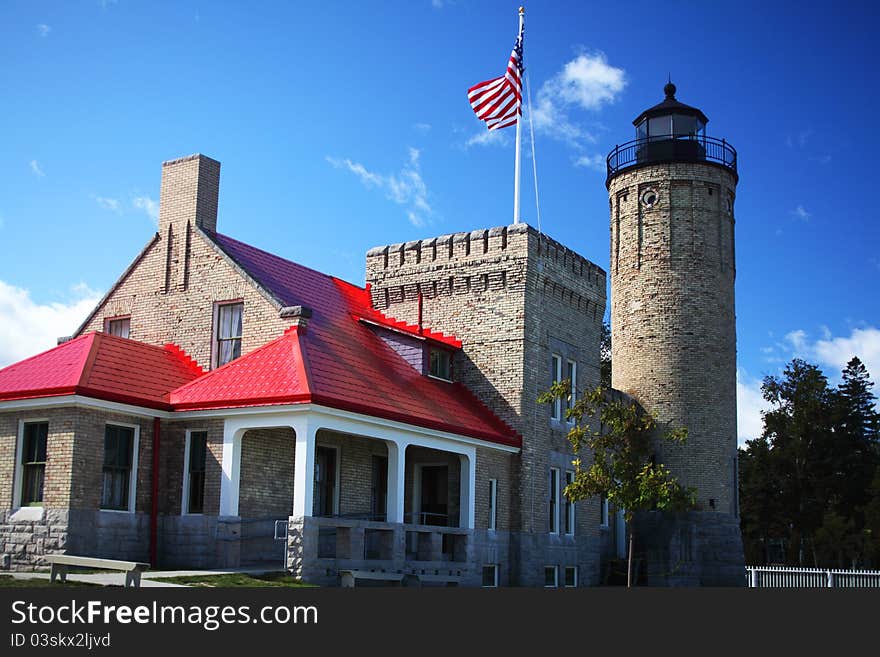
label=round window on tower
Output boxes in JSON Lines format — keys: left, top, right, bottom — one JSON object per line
{"left": 640, "top": 188, "right": 659, "bottom": 208}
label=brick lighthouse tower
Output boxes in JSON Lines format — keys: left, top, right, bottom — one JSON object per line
{"left": 606, "top": 82, "right": 744, "bottom": 585}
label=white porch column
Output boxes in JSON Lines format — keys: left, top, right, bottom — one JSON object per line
{"left": 386, "top": 440, "right": 408, "bottom": 524}
{"left": 219, "top": 423, "right": 244, "bottom": 516}
{"left": 291, "top": 417, "right": 318, "bottom": 518}
{"left": 458, "top": 449, "right": 476, "bottom": 529}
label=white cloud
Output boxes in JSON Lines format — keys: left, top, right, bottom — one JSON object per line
{"left": 93, "top": 196, "right": 121, "bottom": 212}
{"left": 133, "top": 196, "right": 159, "bottom": 225}
{"left": 414, "top": 122, "right": 432, "bottom": 133}
{"left": 29, "top": 160, "right": 45, "bottom": 177}
{"left": 465, "top": 129, "right": 510, "bottom": 149}
{"left": 431, "top": 0, "right": 446, "bottom": 7}
{"left": 783, "top": 326, "right": 880, "bottom": 383}
{"left": 790, "top": 205, "right": 811, "bottom": 221}
{"left": 573, "top": 154, "right": 606, "bottom": 172}
{"left": 326, "top": 148, "right": 432, "bottom": 227}
{"left": 532, "top": 52, "right": 626, "bottom": 147}
{"left": 36, "top": 24, "right": 51, "bottom": 37}
{"left": 737, "top": 369, "right": 770, "bottom": 446}
{"left": 0, "top": 281, "right": 102, "bottom": 367}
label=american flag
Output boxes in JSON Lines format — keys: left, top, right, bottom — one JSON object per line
{"left": 467, "top": 20, "right": 524, "bottom": 131}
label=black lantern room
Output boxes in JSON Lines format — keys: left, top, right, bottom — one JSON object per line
{"left": 606, "top": 81, "right": 736, "bottom": 185}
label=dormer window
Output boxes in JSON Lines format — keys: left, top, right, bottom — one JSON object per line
{"left": 215, "top": 301, "right": 243, "bottom": 367}
{"left": 105, "top": 316, "right": 130, "bottom": 339}
{"left": 429, "top": 348, "right": 452, "bottom": 381}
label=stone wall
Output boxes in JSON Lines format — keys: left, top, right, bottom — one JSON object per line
{"left": 608, "top": 163, "right": 738, "bottom": 514}
{"left": 365, "top": 222, "right": 607, "bottom": 585}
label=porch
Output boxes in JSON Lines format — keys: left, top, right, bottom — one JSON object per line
{"left": 211, "top": 405, "right": 508, "bottom": 585}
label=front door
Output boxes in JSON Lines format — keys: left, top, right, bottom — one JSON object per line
{"left": 419, "top": 465, "right": 448, "bottom": 526}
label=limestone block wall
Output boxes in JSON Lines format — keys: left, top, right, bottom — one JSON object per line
{"left": 365, "top": 222, "right": 607, "bottom": 584}
{"left": 609, "top": 162, "right": 738, "bottom": 513}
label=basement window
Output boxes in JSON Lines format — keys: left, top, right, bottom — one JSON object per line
{"left": 104, "top": 316, "right": 130, "bottom": 339}
{"left": 428, "top": 348, "right": 452, "bottom": 381}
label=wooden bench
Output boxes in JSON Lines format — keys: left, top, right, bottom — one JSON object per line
{"left": 338, "top": 569, "right": 405, "bottom": 588}
{"left": 44, "top": 554, "right": 150, "bottom": 588}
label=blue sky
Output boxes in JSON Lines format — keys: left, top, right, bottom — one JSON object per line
{"left": 1, "top": 1, "right": 878, "bottom": 444}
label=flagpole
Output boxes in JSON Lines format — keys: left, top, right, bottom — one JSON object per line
{"left": 513, "top": 6, "right": 524, "bottom": 225}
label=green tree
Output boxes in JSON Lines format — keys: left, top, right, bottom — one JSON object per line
{"left": 760, "top": 359, "right": 835, "bottom": 565}
{"left": 539, "top": 383, "right": 695, "bottom": 586}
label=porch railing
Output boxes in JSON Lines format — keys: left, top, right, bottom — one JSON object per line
{"left": 746, "top": 566, "right": 880, "bottom": 588}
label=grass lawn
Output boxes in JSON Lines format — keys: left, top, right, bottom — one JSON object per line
{"left": 152, "top": 572, "right": 316, "bottom": 588}
{"left": 0, "top": 575, "right": 99, "bottom": 588}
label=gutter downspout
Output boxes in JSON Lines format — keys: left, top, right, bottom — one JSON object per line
{"left": 150, "top": 417, "right": 161, "bottom": 568}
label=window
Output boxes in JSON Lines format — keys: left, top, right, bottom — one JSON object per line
{"left": 488, "top": 478, "right": 497, "bottom": 531}
{"left": 565, "top": 360, "right": 577, "bottom": 418}
{"left": 101, "top": 424, "right": 136, "bottom": 511}
{"left": 564, "top": 470, "right": 575, "bottom": 535}
{"left": 429, "top": 349, "right": 452, "bottom": 380}
{"left": 215, "top": 302, "right": 243, "bottom": 367}
{"left": 600, "top": 495, "right": 610, "bottom": 527}
{"left": 544, "top": 565, "right": 559, "bottom": 588}
{"left": 20, "top": 422, "right": 48, "bottom": 506}
{"left": 550, "top": 354, "right": 563, "bottom": 420}
{"left": 482, "top": 564, "right": 499, "bottom": 588}
{"left": 105, "top": 316, "right": 130, "bottom": 339}
{"left": 564, "top": 566, "right": 578, "bottom": 588}
{"left": 314, "top": 446, "right": 338, "bottom": 517}
{"left": 183, "top": 431, "right": 207, "bottom": 514}
{"left": 549, "top": 468, "right": 560, "bottom": 534}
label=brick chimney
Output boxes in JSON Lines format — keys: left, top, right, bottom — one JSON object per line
{"left": 158, "top": 154, "right": 221, "bottom": 235}
{"left": 157, "top": 154, "right": 220, "bottom": 293}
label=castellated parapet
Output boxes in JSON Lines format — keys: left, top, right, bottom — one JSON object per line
{"left": 367, "top": 222, "right": 607, "bottom": 586}
{"left": 608, "top": 162, "right": 738, "bottom": 514}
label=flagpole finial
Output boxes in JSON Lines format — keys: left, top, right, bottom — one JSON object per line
{"left": 519, "top": 6, "right": 525, "bottom": 14}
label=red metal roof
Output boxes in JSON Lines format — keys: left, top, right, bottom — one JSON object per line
{"left": 185, "top": 232, "right": 520, "bottom": 446}
{"left": 0, "top": 231, "right": 520, "bottom": 448}
{"left": 0, "top": 332, "right": 204, "bottom": 410}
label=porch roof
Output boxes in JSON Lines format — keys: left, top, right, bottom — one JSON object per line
{"left": 0, "top": 332, "right": 203, "bottom": 410}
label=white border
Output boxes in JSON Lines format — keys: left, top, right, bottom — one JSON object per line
{"left": 564, "top": 565, "right": 579, "bottom": 588}
{"left": 0, "top": 397, "right": 520, "bottom": 454}
{"left": 99, "top": 421, "right": 140, "bottom": 514}
{"left": 482, "top": 563, "right": 499, "bottom": 588}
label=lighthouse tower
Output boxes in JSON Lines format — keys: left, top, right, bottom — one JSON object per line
{"left": 606, "top": 82, "right": 744, "bottom": 585}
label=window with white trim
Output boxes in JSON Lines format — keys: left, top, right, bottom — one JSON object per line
{"left": 429, "top": 348, "right": 452, "bottom": 381}
{"left": 20, "top": 422, "right": 48, "bottom": 506}
{"left": 549, "top": 467, "right": 560, "bottom": 534}
{"left": 564, "top": 566, "right": 578, "bottom": 588}
{"left": 550, "top": 354, "right": 563, "bottom": 420}
{"left": 105, "top": 316, "right": 130, "bottom": 339}
{"left": 488, "top": 478, "right": 497, "bottom": 531}
{"left": 214, "top": 301, "right": 243, "bottom": 367}
{"left": 564, "top": 470, "right": 575, "bottom": 535}
{"left": 544, "top": 565, "right": 559, "bottom": 588}
{"left": 600, "top": 495, "right": 610, "bottom": 527}
{"left": 183, "top": 430, "right": 207, "bottom": 514}
{"left": 101, "top": 424, "right": 137, "bottom": 511}
{"left": 482, "top": 564, "right": 499, "bottom": 587}
{"left": 565, "top": 359, "right": 577, "bottom": 419}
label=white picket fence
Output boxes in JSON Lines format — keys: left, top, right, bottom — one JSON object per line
{"left": 746, "top": 566, "right": 880, "bottom": 588}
